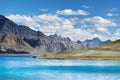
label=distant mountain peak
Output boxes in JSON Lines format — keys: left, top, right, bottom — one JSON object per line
{"left": 93, "top": 37, "right": 101, "bottom": 41}
{"left": 84, "top": 37, "right": 111, "bottom": 48}
{"left": 85, "top": 37, "right": 101, "bottom": 43}
{"left": 77, "top": 40, "right": 81, "bottom": 43}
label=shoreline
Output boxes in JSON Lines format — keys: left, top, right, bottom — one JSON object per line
{"left": 35, "top": 56, "right": 120, "bottom": 61}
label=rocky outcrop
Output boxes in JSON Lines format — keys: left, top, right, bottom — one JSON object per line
{"left": 47, "top": 34, "right": 85, "bottom": 52}
{"left": 0, "top": 33, "right": 36, "bottom": 53}
{"left": 24, "top": 34, "right": 86, "bottom": 52}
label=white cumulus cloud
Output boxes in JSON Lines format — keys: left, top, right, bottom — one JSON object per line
{"left": 106, "top": 13, "right": 119, "bottom": 17}
{"left": 56, "top": 9, "right": 89, "bottom": 16}
{"left": 39, "top": 8, "right": 48, "bottom": 11}
{"left": 106, "top": 13, "right": 114, "bottom": 16}
{"left": 112, "top": 29, "right": 120, "bottom": 40}
{"left": 109, "top": 8, "right": 117, "bottom": 12}
{"left": 82, "top": 5, "right": 89, "bottom": 9}
{"left": 82, "top": 16, "right": 117, "bottom": 34}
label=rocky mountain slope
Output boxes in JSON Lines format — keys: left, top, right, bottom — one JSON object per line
{"left": 0, "top": 33, "right": 36, "bottom": 53}
{"left": 37, "top": 39, "right": 120, "bottom": 60}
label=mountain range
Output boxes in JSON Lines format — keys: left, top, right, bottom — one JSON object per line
{"left": 0, "top": 14, "right": 111, "bottom": 53}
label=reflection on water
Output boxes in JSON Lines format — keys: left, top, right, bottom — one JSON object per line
{"left": 0, "top": 54, "right": 120, "bottom": 80}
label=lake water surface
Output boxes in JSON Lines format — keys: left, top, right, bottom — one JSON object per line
{"left": 0, "top": 54, "right": 120, "bottom": 80}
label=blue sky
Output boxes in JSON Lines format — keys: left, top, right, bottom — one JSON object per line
{"left": 0, "top": 0, "right": 120, "bottom": 41}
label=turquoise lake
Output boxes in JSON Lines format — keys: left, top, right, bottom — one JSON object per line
{"left": 0, "top": 54, "right": 120, "bottom": 80}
